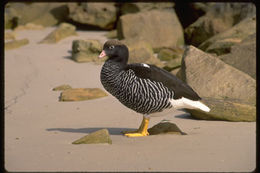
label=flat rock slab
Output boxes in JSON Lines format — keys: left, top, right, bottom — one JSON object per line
{"left": 59, "top": 88, "right": 108, "bottom": 101}
{"left": 148, "top": 122, "right": 187, "bottom": 135}
{"left": 186, "top": 97, "right": 256, "bottom": 122}
{"left": 72, "top": 129, "right": 112, "bottom": 144}
{"left": 53, "top": 84, "right": 72, "bottom": 91}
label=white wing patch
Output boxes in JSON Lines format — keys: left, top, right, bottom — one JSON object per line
{"left": 142, "top": 63, "right": 150, "bottom": 68}
{"left": 169, "top": 97, "right": 210, "bottom": 112}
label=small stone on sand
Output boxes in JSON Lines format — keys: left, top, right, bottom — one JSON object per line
{"left": 52, "top": 84, "right": 72, "bottom": 91}
{"left": 59, "top": 88, "right": 108, "bottom": 101}
{"left": 148, "top": 122, "right": 187, "bottom": 135}
{"left": 72, "top": 129, "right": 112, "bottom": 144}
{"left": 5, "top": 39, "right": 29, "bottom": 50}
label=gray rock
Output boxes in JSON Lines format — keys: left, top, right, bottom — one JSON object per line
{"left": 198, "top": 16, "right": 256, "bottom": 55}
{"left": 71, "top": 39, "right": 105, "bottom": 64}
{"left": 5, "top": 2, "right": 68, "bottom": 29}
{"left": 67, "top": 2, "right": 117, "bottom": 29}
{"left": 120, "top": 2, "right": 174, "bottom": 15}
{"left": 72, "top": 129, "right": 112, "bottom": 144}
{"left": 117, "top": 9, "right": 184, "bottom": 52}
{"left": 219, "top": 33, "right": 256, "bottom": 79}
{"left": 180, "top": 46, "right": 256, "bottom": 105}
{"left": 39, "top": 23, "right": 76, "bottom": 44}
{"left": 185, "top": 3, "right": 256, "bottom": 46}
{"left": 185, "top": 15, "right": 233, "bottom": 47}
{"left": 186, "top": 97, "right": 256, "bottom": 122}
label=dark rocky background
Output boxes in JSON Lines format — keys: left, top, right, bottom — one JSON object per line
{"left": 5, "top": 2, "right": 256, "bottom": 122}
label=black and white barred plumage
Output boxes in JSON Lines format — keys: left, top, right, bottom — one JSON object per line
{"left": 99, "top": 40, "right": 210, "bottom": 115}
{"left": 101, "top": 60, "right": 174, "bottom": 114}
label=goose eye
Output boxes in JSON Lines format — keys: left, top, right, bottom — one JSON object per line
{"left": 109, "top": 45, "right": 115, "bottom": 49}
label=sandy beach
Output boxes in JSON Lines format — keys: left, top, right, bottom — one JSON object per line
{"left": 4, "top": 28, "right": 256, "bottom": 172}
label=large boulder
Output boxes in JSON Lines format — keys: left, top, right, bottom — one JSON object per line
{"left": 117, "top": 9, "right": 184, "bottom": 52}
{"left": 120, "top": 2, "right": 174, "bottom": 15}
{"left": 185, "top": 15, "right": 233, "bottom": 47}
{"left": 198, "top": 16, "right": 256, "bottom": 55}
{"left": 180, "top": 46, "right": 256, "bottom": 105}
{"left": 122, "top": 40, "right": 164, "bottom": 67}
{"left": 186, "top": 97, "right": 256, "bottom": 122}
{"left": 184, "top": 3, "right": 256, "bottom": 46}
{"left": 219, "top": 33, "right": 256, "bottom": 79}
{"left": 67, "top": 2, "right": 117, "bottom": 30}
{"left": 5, "top": 2, "right": 68, "bottom": 29}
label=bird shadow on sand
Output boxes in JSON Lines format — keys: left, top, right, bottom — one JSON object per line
{"left": 46, "top": 127, "right": 136, "bottom": 135}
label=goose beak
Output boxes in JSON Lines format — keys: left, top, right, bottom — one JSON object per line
{"left": 99, "top": 50, "right": 106, "bottom": 58}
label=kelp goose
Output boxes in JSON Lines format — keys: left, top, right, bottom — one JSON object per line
{"left": 99, "top": 40, "right": 210, "bottom": 137}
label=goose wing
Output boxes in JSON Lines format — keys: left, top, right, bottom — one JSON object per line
{"left": 125, "top": 63, "right": 201, "bottom": 100}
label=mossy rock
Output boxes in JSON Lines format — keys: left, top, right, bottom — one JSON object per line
{"left": 163, "top": 57, "right": 182, "bottom": 71}
{"left": 158, "top": 48, "right": 176, "bottom": 61}
{"left": 5, "top": 38, "right": 29, "bottom": 50}
{"left": 186, "top": 97, "right": 256, "bottom": 122}
{"left": 72, "top": 129, "right": 112, "bottom": 144}
{"left": 59, "top": 88, "right": 108, "bottom": 101}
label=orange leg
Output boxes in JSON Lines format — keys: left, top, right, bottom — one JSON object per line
{"left": 122, "top": 116, "right": 150, "bottom": 137}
